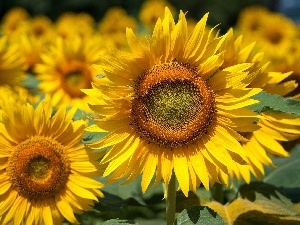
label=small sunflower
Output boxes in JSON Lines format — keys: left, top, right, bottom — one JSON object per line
{"left": 237, "top": 6, "right": 298, "bottom": 62}
{"left": 98, "top": 7, "right": 138, "bottom": 49}
{"left": 0, "top": 36, "right": 25, "bottom": 86}
{"left": 55, "top": 12, "right": 95, "bottom": 40}
{"left": 220, "top": 28, "right": 297, "bottom": 96}
{"left": 255, "top": 13, "right": 297, "bottom": 59}
{"left": 28, "top": 15, "right": 55, "bottom": 41}
{"left": 0, "top": 85, "right": 36, "bottom": 108}
{"left": 139, "top": 0, "right": 176, "bottom": 30}
{"left": 266, "top": 38, "right": 300, "bottom": 98}
{"left": 0, "top": 98, "right": 104, "bottom": 224}
{"left": 237, "top": 5, "right": 270, "bottom": 35}
{"left": 1, "top": 7, "right": 29, "bottom": 38}
{"left": 34, "top": 36, "right": 107, "bottom": 111}
{"left": 0, "top": 85, "right": 37, "bottom": 121}
{"left": 15, "top": 34, "right": 46, "bottom": 73}
{"left": 84, "top": 8, "right": 261, "bottom": 196}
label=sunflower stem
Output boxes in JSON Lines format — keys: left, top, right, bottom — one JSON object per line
{"left": 166, "top": 171, "right": 176, "bottom": 225}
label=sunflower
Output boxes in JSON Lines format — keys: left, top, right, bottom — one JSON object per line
{"left": 0, "top": 85, "right": 37, "bottom": 108}
{"left": 28, "top": 15, "right": 55, "bottom": 41}
{"left": 264, "top": 36, "right": 300, "bottom": 98}
{"left": 83, "top": 8, "right": 262, "bottom": 196}
{"left": 219, "top": 27, "right": 300, "bottom": 183}
{"left": 0, "top": 36, "right": 25, "bottom": 86}
{"left": 15, "top": 34, "right": 46, "bottom": 73}
{"left": 0, "top": 85, "right": 36, "bottom": 121}
{"left": 236, "top": 6, "right": 300, "bottom": 97}
{"left": 98, "top": 7, "right": 138, "bottom": 49}
{"left": 220, "top": 28, "right": 297, "bottom": 96}
{"left": 1, "top": 7, "right": 29, "bottom": 39}
{"left": 255, "top": 13, "right": 297, "bottom": 60}
{"left": 139, "top": 0, "right": 176, "bottom": 30}
{"left": 55, "top": 12, "right": 95, "bottom": 40}
{"left": 237, "top": 6, "right": 298, "bottom": 64}
{"left": 34, "top": 35, "right": 107, "bottom": 111}
{"left": 236, "top": 5, "right": 270, "bottom": 35}
{"left": 0, "top": 98, "right": 104, "bottom": 224}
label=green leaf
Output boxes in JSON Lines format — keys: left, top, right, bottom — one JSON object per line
{"left": 263, "top": 145, "right": 300, "bottom": 203}
{"left": 175, "top": 206, "right": 226, "bottom": 225}
{"left": 205, "top": 182, "right": 300, "bottom": 224}
{"left": 249, "top": 91, "right": 300, "bottom": 115}
{"left": 94, "top": 191, "right": 126, "bottom": 213}
{"left": 92, "top": 187, "right": 160, "bottom": 221}
{"left": 264, "top": 144, "right": 300, "bottom": 188}
{"left": 92, "top": 176, "right": 166, "bottom": 221}
{"left": 176, "top": 188, "right": 211, "bottom": 212}
{"left": 101, "top": 219, "right": 138, "bottom": 224}
{"left": 134, "top": 218, "right": 166, "bottom": 225}
{"left": 237, "top": 182, "right": 296, "bottom": 212}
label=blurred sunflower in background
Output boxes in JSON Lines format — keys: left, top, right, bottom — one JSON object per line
{"left": 0, "top": 35, "right": 25, "bottom": 86}
{"left": 236, "top": 5, "right": 270, "bottom": 37}
{"left": 34, "top": 36, "right": 108, "bottom": 111}
{"left": 2, "top": 12, "right": 55, "bottom": 75}
{"left": 55, "top": 12, "right": 95, "bottom": 40}
{"left": 139, "top": 0, "right": 176, "bottom": 30}
{"left": 254, "top": 13, "right": 297, "bottom": 61}
{"left": 15, "top": 35, "right": 47, "bottom": 74}
{"left": 0, "top": 98, "right": 104, "bottom": 225}
{"left": 98, "top": 7, "right": 138, "bottom": 50}
{"left": 28, "top": 15, "right": 55, "bottom": 41}
{"left": 84, "top": 7, "right": 264, "bottom": 196}
{"left": 0, "top": 7, "right": 29, "bottom": 39}
{"left": 236, "top": 5, "right": 300, "bottom": 98}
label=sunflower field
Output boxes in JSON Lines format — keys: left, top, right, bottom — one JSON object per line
{"left": 1, "top": 0, "right": 300, "bottom": 224}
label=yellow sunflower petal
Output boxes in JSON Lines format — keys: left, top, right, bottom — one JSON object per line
{"left": 173, "top": 146, "right": 189, "bottom": 196}
{"left": 55, "top": 196, "right": 79, "bottom": 224}
{"left": 160, "top": 150, "right": 173, "bottom": 185}
{"left": 190, "top": 142, "right": 210, "bottom": 190}
{"left": 89, "top": 127, "right": 132, "bottom": 149}
{"left": 0, "top": 190, "right": 17, "bottom": 215}
{"left": 141, "top": 145, "right": 158, "bottom": 192}
{"left": 254, "top": 130, "right": 289, "bottom": 157}
{"left": 2, "top": 196, "right": 23, "bottom": 225}
{"left": 69, "top": 174, "right": 103, "bottom": 189}
{"left": 13, "top": 197, "right": 27, "bottom": 225}
{"left": 42, "top": 204, "right": 53, "bottom": 225}
{"left": 183, "top": 13, "right": 209, "bottom": 62}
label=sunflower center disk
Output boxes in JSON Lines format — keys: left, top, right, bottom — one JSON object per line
{"left": 28, "top": 156, "right": 50, "bottom": 179}
{"left": 61, "top": 61, "right": 92, "bottom": 98}
{"left": 132, "top": 61, "right": 216, "bottom": 148}
{"left": 66, "top": 71, "right": 84, "bottom": 87}
{"left": 8, "top": 136, "right": 70, "bottom": 199}
{"left": 145, "top": 80, "right": 201, "bottom": 130}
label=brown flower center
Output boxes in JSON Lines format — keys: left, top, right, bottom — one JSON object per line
{"left": 7, "top": 136, "right": 70, "bottom": 199}
{"left": 131, "top": 61, "right": 216, "bottom": 148}
{"left": 266, "top": 30, "right": 283, "bottom": 44}
{"left": 60, "top": 61, "right": 92, "bottom": 98}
